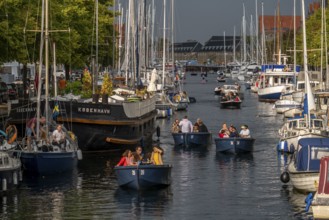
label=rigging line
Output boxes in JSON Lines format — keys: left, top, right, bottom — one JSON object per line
{"left": 23, "top": 0, "right": 33, "bottom": 63}
{"left": 91, "top": 2, "right": 96, "bottom": 61}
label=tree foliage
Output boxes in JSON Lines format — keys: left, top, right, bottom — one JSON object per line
{"left": 0, "top": 0, "right": 116, "bottom": 71}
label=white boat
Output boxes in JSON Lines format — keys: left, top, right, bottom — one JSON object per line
{"left": 0, "top": 151, "right": 21, "bottom": 192}
{"left": 257, "top": 66, "right": 296, "bottom": 102}
{"left": 275, "top": 99, "right": 302, "bottom": 114}
{"left": 284, "top": 138, "right": 329, "bottom": 193}
{"left": 283, "top": 108, "right": 303, "bottom": 118}
{"left": 278, "top": 118, "right": 327, "bottom": 153}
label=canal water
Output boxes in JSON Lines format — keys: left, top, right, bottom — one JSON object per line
{"left": 0, "top": 73, "right": 313, "bottom": 219}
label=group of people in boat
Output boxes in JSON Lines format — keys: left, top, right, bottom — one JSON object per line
{"left": 25, "top": 116, "right": 67, "bottom": 150}
{"left": 116, "top": 145, "right": 164, "bottom": 166}
{"left": 218, "top": 123, "right": 251, "bottom": 138}
{"left": 171, "top": 116, "right": 208, "bottom": 133}
{"left": 222, "top": 91, "right": 241, "bottom": 102}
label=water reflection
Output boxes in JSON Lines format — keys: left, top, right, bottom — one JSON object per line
{"left": 172, "top": 145, "right": 209, "bottom": 158}
{"left": 114, "top": 187, "right": 173, "bottom": 219}
{"left": 215, "top": 152, "right": 254, "bottom": 168}
{"left": 281, "top": 187, "right": 314, "bottom": 220}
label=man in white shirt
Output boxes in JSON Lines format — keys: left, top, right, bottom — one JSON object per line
{"left": 52, "top": 124, "right": 66, "bottom": 148}
{"left": 239, "top": 125, "right": 251, "bottom": 138}
{"left": 179, "top": 116, "right": 193, "bottom": 133}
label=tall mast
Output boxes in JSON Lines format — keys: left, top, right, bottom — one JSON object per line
{"left": 301, "top": 0, "right": 315, "bottom": 126}
{"left": 45, "top": 0, "right": 49, "bottom": 135}
{"left": 162, "top": 0, "right": 166, "bottom": 88}
{"left": 276, "top": 0, "right": 281, "bottom": 64}
{"left": 112, "top": 0, "right": 116, "bottom": 71}
{"left": 320, "top": 0, "right": 324, "bottom": 89}
{"left": 250, "top": 15, "right": 254, "bottom": 62}
{"left": 36, "top": 0, "right": 45, "bottom": 140}
{"left": 293, "top": 0, "right": 296, "bottom": 86}
{"left": 118, "top": 4, "right": 122, "bottom": 75}
{"left": 261, "top": 2, "right": 264, "bottom": 65}
{"left": 171, "top": 0, "right": 175, "bottom": 74}
{"left": 233, "top": 26, "right": 236, "bottom": 62}
{"left": 243, "top": 3, "right": 246, "bottom": 62}
{"left": 224, "top": 31, "right": 226, "bottom": 67}
{"left": 255, "top": 0, "right": 258, "bottom": 64}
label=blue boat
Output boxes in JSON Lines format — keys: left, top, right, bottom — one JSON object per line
{"left": 172, "top": 132, "right": 212, "bottom": 147}
{"left": 114, "top": 165, "right": 172, "bottom": 190}
{"left": 214, "top": 137, "right": 255, "bottom": 154}
{"left": 13, "top": 123, "right": 82, "bottom": 175}
{"left": 18, "top": 151, "right": 79, "bottom": 175}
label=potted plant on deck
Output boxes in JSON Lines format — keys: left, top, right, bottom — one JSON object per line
{"left": 100, "top": 73, "right": 113, "bottom": 104}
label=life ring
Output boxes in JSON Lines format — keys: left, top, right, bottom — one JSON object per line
{"left": 5, "top": 125, "right": 17, "bottom": 144}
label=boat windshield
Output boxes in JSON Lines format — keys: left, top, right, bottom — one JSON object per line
{"left": 311, "top": 119, "right": 323, "bottom": 129}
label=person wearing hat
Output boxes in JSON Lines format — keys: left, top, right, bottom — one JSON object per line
{"left": 239, "top": 125, "right": 251, "bottom": 138}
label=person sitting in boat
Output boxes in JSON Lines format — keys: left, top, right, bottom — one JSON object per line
{"left": 193, "top": 124, "right": 199, "bottom": 132}
{"left": 179, "top": 116, "right": 193, "bottom": 133}
{"left": 239, "top": 125, "right": 251, "bottom": 138}
{"left": 219, "top": 129, "right": 229, "bottom": 138}
{"left": 52, "top": 124, "right": 66, "bottom": 148}
{"left": 196, "top": 118, "right": 208, "bottom": 132}
{"left": 135, "top": 146, "right": 144, "bottom": 164}
{"left": 171, "top": 119, "right": 181, "bottom": 133}
{"left": 229, "top": 125, "right": 239, "bottom": 137}
{"left": 26, "top": 116, "right": 47, "bottom": 150}
{"left": 151, "top": 145, "right": 164, "bottom": 165}
{"left": 234, "top": 95, "right": 241, "bottom": 102}
{"left": 116, "top": 149, "right": 132, "bottom": 166}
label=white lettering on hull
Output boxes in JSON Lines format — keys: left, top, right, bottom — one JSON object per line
{"left": 77, "top": 107, "right": 110, "bottom": 114}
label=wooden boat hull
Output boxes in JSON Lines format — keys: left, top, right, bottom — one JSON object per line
{"left": 114, "top": 165, "right": 172, "bottom": 190}
{"left": 8, "top": 99, "right": 157, "bottom": 152}
{"left": 17, "top": 151, "right": 78, "bottom": 175}
{"left": 214, "top": 138, "right": 255, "bottom": 154}
{"left": 172, "top": 132, "right": 212, "bottom": 147}
{"left": 288, "top": 162, "right": 319, "bottom": 193}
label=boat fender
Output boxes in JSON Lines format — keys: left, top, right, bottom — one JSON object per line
{"left": 289, "top": 144, "right": 295, "bottom": 153}
{"left": 156, "top": 126, "right": 160, "bottom": 140}
{"left": 280, "top": 171, "right": 290, "bottom": 183}
{"left": 77, "top": 149, "right": 83, "bottom": 160}
{"left": 305, "top": 193, "right": 313, "bottom": 212}
{"left": 2, "top": 178, "right": 7, "bottom": 191}
{"left": 13, "top": 172, "right": 18, "bottom": 185}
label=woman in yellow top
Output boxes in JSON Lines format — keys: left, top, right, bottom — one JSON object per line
{"left": 151, "top": 146, "right": 164, "bottom": 165}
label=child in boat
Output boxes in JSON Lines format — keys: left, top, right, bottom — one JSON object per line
{"left": 116, "top": 150, "right": 132, "bottom": 166}
{"left": 151, "top": 146, "right": 164, "bottom": 165}
{"left": 229, "top": 125, "right": 239, "bottom": 137}
{"left": 219, "top": 129, "right": 229, "bottom": 138}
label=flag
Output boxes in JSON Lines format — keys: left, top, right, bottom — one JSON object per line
{"left": 52, "top": 102, "right": 59, "bottom": 121}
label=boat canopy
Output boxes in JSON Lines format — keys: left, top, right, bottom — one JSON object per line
{"left": 296, "top": 138, "right": 329, "bottom": 171}
{"left": 261, "top": 64, "right": 301, "bottom": 72}
{"left": 318, "top": 156, "right": 329, "bottom": 194}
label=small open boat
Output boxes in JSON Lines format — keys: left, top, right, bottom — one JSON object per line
{"left": 220, "top": 96, "right": 242, "bottom": 109}
{"left": 217, "top": 76, "right": 226, "bottom": 83}
{"left": 214, "top": 137, "right": 255, "bottom": 154}
{"left": 172, "top": 132, "right": 212, "bottom": 147}
{"left": 307, "top": 156, "right": 329, "bottom": 219}
{"left": 114, "top": 164, "right": 172, "bottom": 190}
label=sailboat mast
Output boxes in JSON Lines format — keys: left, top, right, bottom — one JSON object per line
{"left": 256, "top": 0, "right": 258, "bottom": 64}
{"left": 36, "top": 0, "right": 45, "bottom": 140}
{"left": 162, "top": 0, "right": 166, "bottom": 88}
{"left": 243, "top": 4, "right": 246, "bottom": 62}
{"left": 293, "top": 0, "right": 296, "bottom": 86}
{"left": 276, "top": 1, "right": 280, "bottom": 64}
{"left": 320, "top": 0, "right": 324, "bottom": 89}
{"left": 45, "top": 0, "right": 49, "bottom": 136}
{"left": 250, "top": 15, "right": 254, "bottom": 62}
{"left": 171, "top": 0, "right": 175, "bottom": 74}
{"left": 233, "top": 26, "right": 236, "bottom": 62}
{"left": 224, "top": 31, "right": 226, "bottom": 67}
{"left": 95, "top": 0, "right": 98, "bottom": 93}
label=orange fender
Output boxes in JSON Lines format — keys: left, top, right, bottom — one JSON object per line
{"left": 6, "top": 125, "right": 17, "bottom": 144}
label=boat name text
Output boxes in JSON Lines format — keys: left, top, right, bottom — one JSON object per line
{"left": 17, "top": 107, "right": 37, "bottom": 113}
{"left": 78, "top": 107, "right": 110, "bottom": 114}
